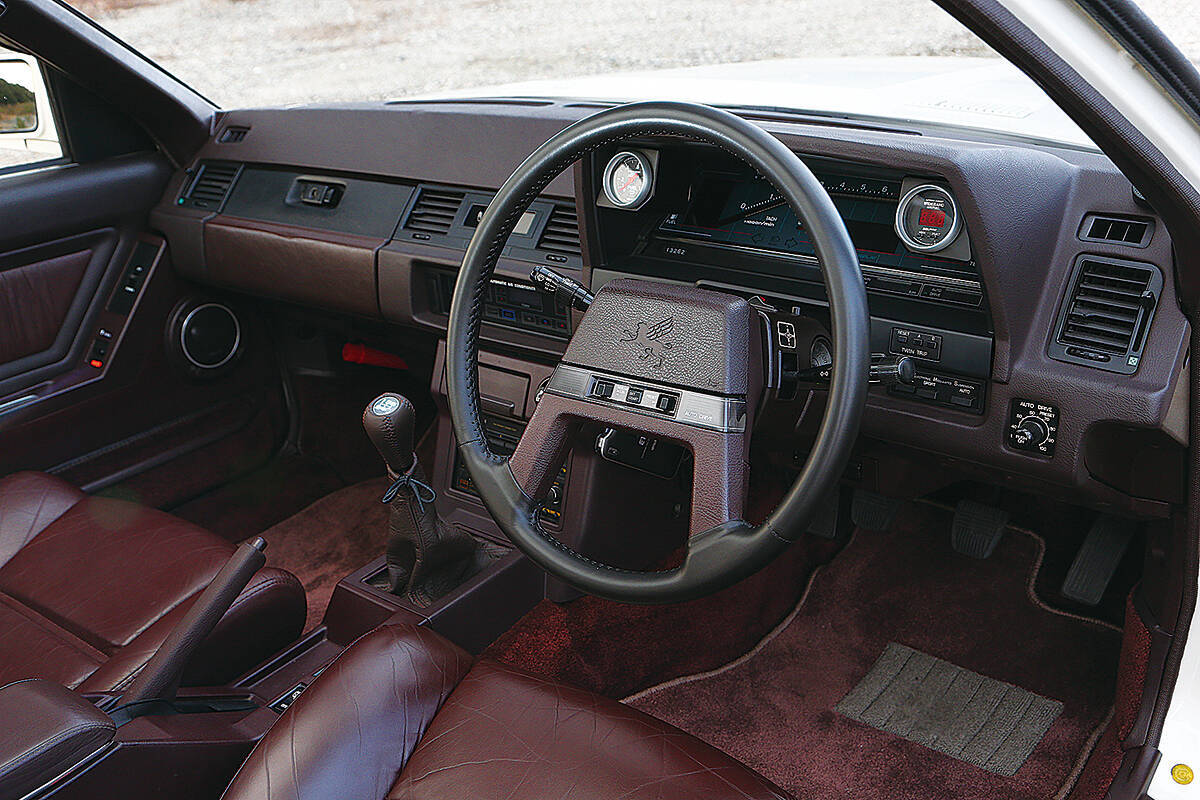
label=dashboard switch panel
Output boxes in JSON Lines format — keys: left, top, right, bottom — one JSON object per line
{"left": 1008, "top": 400, "right": 1059, "bottom": 457}
{"left": 890, "top": 327, "right": 942, "bottom": 361}
{"left": 888, "top": 370, "right": 984, "bottom": 414}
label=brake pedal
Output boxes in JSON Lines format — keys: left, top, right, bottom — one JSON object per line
{"left": 951, "top": 500, "right": 1009, "bottom": 559}
{"left": 851, "top": 489, "right": 901, "bottom": 531}
{"left": 1061, "top": 516, "right": 1135, "bottom": 605}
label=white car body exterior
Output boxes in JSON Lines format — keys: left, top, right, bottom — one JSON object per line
{"left": 412, "top": 56, "right": 1096, "bottom": 149}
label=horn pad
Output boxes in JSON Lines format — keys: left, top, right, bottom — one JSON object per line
{"left": 561, "top": 279, "right": 754, "bottom": 395}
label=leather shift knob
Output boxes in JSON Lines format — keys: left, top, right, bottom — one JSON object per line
{"left": 363, "top": 393, "right": 416, "bottom": 475}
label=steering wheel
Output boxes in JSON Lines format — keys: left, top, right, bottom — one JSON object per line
{"left": 446, "top": 101, "right": 869, "bottom": 604}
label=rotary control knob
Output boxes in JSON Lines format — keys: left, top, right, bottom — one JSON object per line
{"left": 1012, "top": 415, "right": 1050, "bottom": 448}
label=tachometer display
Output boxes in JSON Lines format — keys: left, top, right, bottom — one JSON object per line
{"left": 602, "top": 151, "right": 653, "bottom": 209}
{"left": 894, "top": 184, "right": 961, "bottom": 252}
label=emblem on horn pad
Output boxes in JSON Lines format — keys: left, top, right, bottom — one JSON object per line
{"left": 620, "top": 317, "right": 675, "bottom": 370}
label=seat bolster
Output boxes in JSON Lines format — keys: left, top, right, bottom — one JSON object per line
{"left": 0, "top": 472, "right": 83, "bottom": 568}
{"left": 77, "top": 567, "right": 308, "bottom": 693}
{"left": 222, "top": 623, "right": 472, "bottom": 800}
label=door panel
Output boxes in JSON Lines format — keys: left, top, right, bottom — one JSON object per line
{"left": 0, "top": 153, "right": 282, "bottom": 498}
{"left": 0, "top": 231, "right": 114, "bottom": 381}
{"left": 0, "top": 248, "right": 90, "bottom": 364}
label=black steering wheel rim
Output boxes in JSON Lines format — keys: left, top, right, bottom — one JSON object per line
{"left": 446, "top": 101, "right": 870, "bottom": 603}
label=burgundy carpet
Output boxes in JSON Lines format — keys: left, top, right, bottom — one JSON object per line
{"left": 257, "top": 476, "right": 390, "bottom": 631}
{"left": 626, "top": 503, "right": 1122, "bottom": 800}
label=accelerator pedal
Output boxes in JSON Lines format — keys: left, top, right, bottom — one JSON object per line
{"left": 1061, "top": 515, "right": 1135, "bottom": 605}
{"left": 851, "top": 489, "right": 901, "bottom": 531}
{"left": 951, "top": 500, "right": 1009, "bottom": 559}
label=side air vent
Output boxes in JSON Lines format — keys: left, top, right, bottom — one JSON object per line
{"left": 1078, "top": 214, "right": 1153, "bottom": 248}
{"left": 218, "top": 126, "right": 249, "bottom": 143}
{"left": 537, "top": 205, "right": 581, "bottom": 261}
{"left": 179, "top": 161, "right": 240, "bottom": 210}
{"left": 1050, "top": 255, "right": 1161, "bottom": 374}
{"left": 404, "top": 186, "right": 465, "bottom": 237}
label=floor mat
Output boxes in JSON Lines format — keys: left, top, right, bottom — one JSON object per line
{"left": 626, "top": 502, "right": 1121, "bottom": 800}
{"left": 256, "top": 476, "right": 390, "bottom": 632}
{"left": 836, "top": 643, "right": 1062, "bottom": 776}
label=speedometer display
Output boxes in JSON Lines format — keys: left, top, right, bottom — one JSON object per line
{"left": 602, "top": 151, "right": 653, "bottom": 209}
{"left": 894, "top": 184, "right": 961, "bottom": 252}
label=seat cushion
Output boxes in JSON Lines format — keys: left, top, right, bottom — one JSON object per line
{"left": 223, "top": 622, "right": 790, "bottom": 800}
{"left": 0, "top": 471, "right": 307, "bottom": 691}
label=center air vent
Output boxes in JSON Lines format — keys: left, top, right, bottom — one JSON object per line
{"left": 537, "top": 205, "right": 581, "bottom": 261}
{"left": 1050, "top": 255, "right": 1161, "bottom": 374}
{"left": 179, "top": 161, "right": 240, "bottom": 210}
{"left": 404, "top": 186, "right": 465, "bottom": 237}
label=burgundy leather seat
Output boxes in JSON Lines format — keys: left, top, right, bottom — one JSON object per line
{"left": 0, "top": 471, "right": 306, "bottom": 692}
{"left": 223, "top": 622, "right": 790, "bottom": 800}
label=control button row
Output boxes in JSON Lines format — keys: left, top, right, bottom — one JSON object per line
{"left": 589, "top": 378, "right": 679, "bottom": 416}
{"left": 889, "top": 371, "right": 983, "bottom": 413}
{"left": 890, "top": 327, "right": 943, "bottom": 361}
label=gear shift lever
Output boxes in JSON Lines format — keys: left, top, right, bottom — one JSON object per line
{"left": 363, "top": 393, "right": 492, "bottom": 605}
{"left": 363, "top": 394, "right": 416, "bottom": 475}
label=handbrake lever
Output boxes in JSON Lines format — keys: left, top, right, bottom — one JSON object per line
{"left": 795, "top": 354, "right": 917, "bottom": 386}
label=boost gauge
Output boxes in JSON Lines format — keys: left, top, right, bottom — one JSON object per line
{"left": 602, "top": 151, "right": 654, "bottom": 210}
{"left": 895, "top": 184, "right": 961, "bottom": 252}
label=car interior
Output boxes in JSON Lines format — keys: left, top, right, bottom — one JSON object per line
{"left": 0, "top": 1, "right": 1196, "bottom": 799}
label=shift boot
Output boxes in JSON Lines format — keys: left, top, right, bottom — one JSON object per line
{"left": 363, "top": 393, "right": 492, "bottom": 606}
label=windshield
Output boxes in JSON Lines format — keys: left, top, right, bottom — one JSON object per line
{"left": 69, "top": 0, "right": 1199, "bottom": 147}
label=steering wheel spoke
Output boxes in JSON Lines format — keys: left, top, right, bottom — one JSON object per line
{"left": 510, "top": 385, "right": 749, "bottom": 536}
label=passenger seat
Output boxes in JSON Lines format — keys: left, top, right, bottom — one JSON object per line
{"left": 0, "top": 471, "right": 306, "bottom": 692}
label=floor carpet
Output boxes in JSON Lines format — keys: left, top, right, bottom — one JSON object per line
{"left": 170, "top": 453, "right": 349, "bottom": 543}
{"left": 626, "top": 502, "right": 1122, "bottom": 800}
{"left": 256, "top": 476, "right": 390, "bottom": 631}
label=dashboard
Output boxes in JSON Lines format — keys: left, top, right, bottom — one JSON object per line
{"left": 585, "top": 145, "right": 993, "bottom": 415}
{"left": 149, "top": 99, "right": 1190, "bottom": 518}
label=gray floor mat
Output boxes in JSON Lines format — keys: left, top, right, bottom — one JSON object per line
{"left": 835, "top": 643, "right": 1064, "bottom": 776}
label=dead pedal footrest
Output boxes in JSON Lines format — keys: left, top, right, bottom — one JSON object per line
{"left": 1061, "top": 515, "right": 1135, "bottom": 605}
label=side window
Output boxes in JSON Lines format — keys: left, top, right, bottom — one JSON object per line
{"left": 0, "top": 47, "right": 63, "bottom": 171}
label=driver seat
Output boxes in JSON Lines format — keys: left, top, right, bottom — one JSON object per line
{"left": 222, "top": 622, "right": 790, "bottom": 800}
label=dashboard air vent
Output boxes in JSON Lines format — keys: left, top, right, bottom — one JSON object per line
{"left": 218, "top": 126, "right": 249, "bottom": 143}
{"left": 404, "top": 187, "right": 464, "bottom": 236}
{"left": 179, "top": 161, "right": 240, "bottom": 210}
{"left": 1078, "top": 214, "right": 1152, "bottom": 247}
{"left": 537, "top": 205, "right": 581, "bottom": 258}
{"left": 1051, "top": 256, "right": 1161, "bottom": 374}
